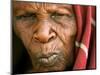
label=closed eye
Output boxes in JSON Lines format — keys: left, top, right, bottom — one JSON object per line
{"left": 51, "top": 12, "right": 74, "bottom": 20}
{"left": 15, "top": 12, "right": 37, "bottom": 20}
{"left": 51, "top": 12, "right": 65, "bottom": 19}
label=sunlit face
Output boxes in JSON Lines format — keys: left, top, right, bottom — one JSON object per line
{"left": 13, "top": 1, "right": 77, "bottom": 72}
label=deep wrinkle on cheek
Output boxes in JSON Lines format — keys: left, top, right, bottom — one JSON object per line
{"left": 51, "top": 20, "right": 76, "bottom": 46}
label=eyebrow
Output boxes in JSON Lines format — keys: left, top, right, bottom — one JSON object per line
{"left": 47, "top": 5, "right": 73, "bottom": 14}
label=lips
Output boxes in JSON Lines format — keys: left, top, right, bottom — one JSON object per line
{"left": 38, "top": 54, "right": 58, "bottom": 66}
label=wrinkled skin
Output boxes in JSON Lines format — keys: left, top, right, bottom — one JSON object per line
{"left": 13, "top": 1, "right": 77, "bottom": 73}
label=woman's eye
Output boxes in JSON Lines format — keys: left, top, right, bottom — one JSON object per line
{"left": 16, "top": 13, "right": 37, "bottom": 20}
{"left": 51, "top": 13, "right": 64, "bottom": 19}
{"left": 51, "top": 12, "right": 74, "bottom": 21}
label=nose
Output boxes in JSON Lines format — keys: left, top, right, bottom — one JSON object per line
{"left": 33, "top": 21, "right": 56, "bottom": 43}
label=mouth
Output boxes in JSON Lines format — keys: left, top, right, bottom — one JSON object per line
{"left": 37, "top": 54, "right": 59, "bottom": 67}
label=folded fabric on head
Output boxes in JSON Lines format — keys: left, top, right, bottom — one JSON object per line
{"left": 73, "top": 5, "right": 96, "bottom": 70}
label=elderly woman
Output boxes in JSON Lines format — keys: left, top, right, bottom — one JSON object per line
{"left": 13, "top": 0, "right": 96, "bottom": 74}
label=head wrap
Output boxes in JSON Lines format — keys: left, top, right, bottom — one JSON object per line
{"left": 73, "top": 5, "right": 96, "bottom": 70}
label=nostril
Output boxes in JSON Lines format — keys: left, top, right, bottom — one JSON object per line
{"left": 33, "top": 34, "right": 40, "bottom": 42}
{"left": 49, "top": 32, "right": 56, "bottom": 42}
{"left": 33, "top": 33, "right": 49, "bottom": 43}
{"left": 34, "top": 36, "right": 39, "bottom": 42}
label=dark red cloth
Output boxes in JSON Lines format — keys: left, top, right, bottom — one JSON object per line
{"left": 73, "top": 5, "right": 96, "bottom": 70}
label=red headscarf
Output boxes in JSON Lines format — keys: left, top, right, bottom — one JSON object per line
{"left": 73, "top": 5, "right": 96, "bottom": 70}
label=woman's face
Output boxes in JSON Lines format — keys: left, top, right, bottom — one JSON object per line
{"left": 13, "top": 1, "right": 77, "bottom": 72}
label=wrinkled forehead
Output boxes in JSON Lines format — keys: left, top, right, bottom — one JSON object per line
{"left": 13, "top": 1, "right": 73, "bottom": 12}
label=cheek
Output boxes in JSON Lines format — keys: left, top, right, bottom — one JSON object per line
{"left": 60, "top": 30, "right": 76, "bottom": 56}
{"left": 14, "top": 21, "right": 33, "bottom": 49}
{"left": 55, "top": 26, "right": 76, "bottom": 47}
{"left": 52, "top": 20, "right": 76, "bottom": 53}
{"left": 21, "top": 33, "right": 32, "bottom": 48}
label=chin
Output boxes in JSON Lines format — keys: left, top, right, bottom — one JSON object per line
{"left": 29, "top": 52, "right": 74, "bottom": 73}
{"left": 32, "top": 62, "right": 67, "bottom": 72}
